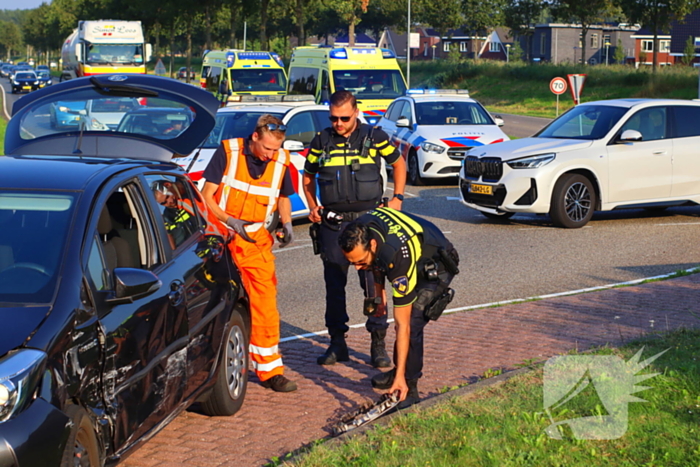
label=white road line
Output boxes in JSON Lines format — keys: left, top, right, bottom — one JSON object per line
{"left": 273, "top": 244, "right": 313, "bottom": 253}
{"left": 656, "top": 222, "right": 700, "bottom": 226}
{"left": 279, "top": 266, "right": 699, "bottom": 343}
{"left": 446, "top": 197, "right": 461, "bottom": 201}
{"left": 386, "top": 186, "right": 417, "bottom": 197}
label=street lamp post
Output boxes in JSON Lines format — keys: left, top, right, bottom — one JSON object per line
{"left": 432, "top": 44, "right": 436, "bottom": 60}
{"left": 506, "top": 43, "right": 511, "bottom": 63}
{"left": 605, "top": 41, "right": 611, "bottom": 66}
{"left": 406, "top": 0, "right": 411, "bottom": 88}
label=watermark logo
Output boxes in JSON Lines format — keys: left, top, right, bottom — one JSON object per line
{"left": 542, "top": 347, "right": 668, "bottom": 440}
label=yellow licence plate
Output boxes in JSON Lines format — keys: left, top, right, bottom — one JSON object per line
{"left": 22, "top": 86, "right": 31, "bottom": 90}
{"left": 470, "top": 183, "right": 493, "bottom": 195}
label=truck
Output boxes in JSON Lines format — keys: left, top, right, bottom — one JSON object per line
{"left": 61, "top": 20, "right": 152, "bottom": 80}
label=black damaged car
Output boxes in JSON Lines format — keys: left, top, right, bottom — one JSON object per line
{"left": 0, "top": 75, "right": 250, "bottom": 466}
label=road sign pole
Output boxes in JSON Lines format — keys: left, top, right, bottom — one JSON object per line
{"left": 556, "top": 94, "right": 559, "bottom": 117}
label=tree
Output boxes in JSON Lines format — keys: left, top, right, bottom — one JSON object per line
{"left": 414, "top": 0, "right": 462, "bottom": 38}
{"left": 615, "top": 0, "right": 695, "bottom": 71}
{"left": 0, "top": 21, "right": 23, "bottom": 61}
{"left": 331, "top": 0, "right": 370, "bottom": 46}
{"left": 503, "top": 0, "right": 545, "bottom": 61}
{"left": 461, "top": 0, "right": 506, "bottom": 58}
{"left": 682, "top": 35, "right": 695, "bottom": 66}
{"left": 551, "top": 0, "right": 614, "bottom": 65}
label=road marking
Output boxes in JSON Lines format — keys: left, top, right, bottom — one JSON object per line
{"left": 656, "top": 222, "right": 700, "bottom": 226}
{"left": 446, "top": 197, "right": 461, "bottom": 201}
{"left": 279, "top": 266, "right": 699, "bottom": 343}
{"left": 517, "top": 226, "right": 592, "bottom": 231}
{"left": 273, "top": 243, "right": 313, "bottom": 253}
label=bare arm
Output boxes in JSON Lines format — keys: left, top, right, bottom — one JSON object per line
{"left": 387, "top": 156, "right": 407, "bottom": 211}
{"left": 388, "top": 304, "right": 411, "bottom": 400}
{"left": 277, "top": 196, "right": 292, "bottom": 224}
{"left": 302, "top": 172, "right": 323, "bottom": 223}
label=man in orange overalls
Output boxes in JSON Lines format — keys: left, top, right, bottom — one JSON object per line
{"left": 201, "top": 114, "right": 297, "bottom": 392}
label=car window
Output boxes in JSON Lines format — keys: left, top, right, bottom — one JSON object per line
{"left": 672, "top": 106, "right": 700, "bottom": 138}
{"left": 332, "top": 69, "right": 406, "bottom": 99}
{"left": 90, "top": 98, "right": 139, "bottom": 113}
{"left": 415, "top": 101, "right": 493, "bottom": 126}
{"left": 312, "top": 109, "right": 331, "bottom": 133}
{"left": 384, "top": 102, "right": 400, "bottom": 122}
{"left": 86, "top": 235, "right": 109, "bottom": 291}
{"left": 620, "top": 107, "right": 667, "bottom": 141}
{"left": 286, "top": 111, "right": 317, "bottom": 146}
{"left": 145, "top": 174, "right": 201, "bottom": 251}
{"left": 537, "top": 105, "right": 628, "bottom": 140}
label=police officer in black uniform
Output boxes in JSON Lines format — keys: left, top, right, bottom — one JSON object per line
{"left": 339, "top": 207, "right": 459, "bottom": 408}
{"left": 302, "top": 90, "right": 407, "bottom": 368}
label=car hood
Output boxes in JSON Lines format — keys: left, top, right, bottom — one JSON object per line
{"left": 468, "top": 137, "right": 594, "bottom": 161}
{"left": 0, "top": 306, "right": 50, "bottom": 356}
{"left": 415, "top": 125, "right": 508, "bottom": 147}
{"left": 6, "top": 74, "right": 221, "bottom": 161}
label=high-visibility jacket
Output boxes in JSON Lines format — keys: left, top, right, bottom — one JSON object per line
{"left": 214, "top": 138, "right": 290, "bottom": 233}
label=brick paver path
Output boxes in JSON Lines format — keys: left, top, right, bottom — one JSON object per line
{"left": 121, "top": 274, "right": 700, "bottom": 467}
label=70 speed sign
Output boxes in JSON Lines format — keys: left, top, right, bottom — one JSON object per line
{"left": 550, "top": 77, "right": 568, "bottom": 95}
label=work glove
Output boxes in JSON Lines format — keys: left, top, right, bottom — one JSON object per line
{"left": 226, "top": 216, "right": 256, "bottom": 243}
{"left": 276, "top": 222, "right": 294, "bottom": 248}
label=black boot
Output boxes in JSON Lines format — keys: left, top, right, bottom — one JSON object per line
{"left": 397, "top": 379, "right": 420, "bottom": 409}
{"left": 371, "top": 368, "right": 395, "bottom": 389}
{"left": 317, "top": 331, "right": 349, "bottom": 365}
{"left": 370, "top": 329, "right": 391, "bottom": 368}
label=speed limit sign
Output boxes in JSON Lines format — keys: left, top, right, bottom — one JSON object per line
{"left": 550, "top": 77, "right": 567, "bottom": 95}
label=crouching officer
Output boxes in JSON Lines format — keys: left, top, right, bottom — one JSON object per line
{"left": 338, "top": 207, "right": 459, "bottom": 408}
{"left": 303, "top": 90, "right": 407, "bottom": 368}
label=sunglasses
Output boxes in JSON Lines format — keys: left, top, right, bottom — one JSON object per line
{"left": 259, "top": 123, "right": 287, "bottom": 132}
{"left": 329, "top": 116, "right": 352, "bottom": 122}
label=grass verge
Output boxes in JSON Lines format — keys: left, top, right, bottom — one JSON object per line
{"left": 286, "top": 327, "right": 700, "bottom": 467}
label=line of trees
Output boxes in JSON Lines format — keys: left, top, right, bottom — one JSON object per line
{"left": 0, "top": 0, "right": 697, "bottom": 71}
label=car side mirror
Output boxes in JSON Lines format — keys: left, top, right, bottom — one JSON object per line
{"left": 396, "top": 117, "right": 411, "bottom": 128}
{"left": 283, "top": 140, "right": 305, "bottom": 151}
{"left": 493, "top": 115, "right": 504, "bottom": 127}
{"left": 617, "top": 129, "right": 643, "bottom": 143}
{"left": 106, "top": 268, "right": 161, "bottom": 304}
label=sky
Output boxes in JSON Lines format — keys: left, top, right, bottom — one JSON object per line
{"left": 0, "top": 0, "right": 47, "bottom": 10}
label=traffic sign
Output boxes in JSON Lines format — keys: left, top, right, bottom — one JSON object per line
{"left": 550, "top": 77, "right": 567, "bottom": 95}
{"left": 567, "top": 74, "right": 587, "bottom": 105}
{"left": 154, "top": 58, "right": 167, "bottom": 76}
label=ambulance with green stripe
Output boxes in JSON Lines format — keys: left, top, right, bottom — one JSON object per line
{"left": 200, "top": 50, "right": 288, "bottom": 104}
{"left": 287, "top": 46, "right": 407, "bottom": 125}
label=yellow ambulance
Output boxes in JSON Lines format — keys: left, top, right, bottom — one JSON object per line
{"left": 287, "top": 46, "right": 407, "bottom": 124}
{"left": 200, "top": 50, "right": 288, "bottom": 103}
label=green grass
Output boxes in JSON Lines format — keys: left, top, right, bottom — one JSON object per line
{"left": 407, "top": 60, "right": 700, "bottom": 118}
{"left": 288, "top": 328, "right": 700, "bottom": 467}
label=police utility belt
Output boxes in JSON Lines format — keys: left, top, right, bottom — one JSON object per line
{"left": 309, "top": 208, "right": 371, "bottom": 255}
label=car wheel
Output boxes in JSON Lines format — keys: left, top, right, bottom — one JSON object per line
{"left": 60, "top": 405, "right": 101, "bottom": 467}
{"left": 201, "top": 303, "right": 249, "bottom": 416}
{"left": 407, "top": 151, "right": 425, "bottom": 186}
{"left": 549, "top": 173, "right": 596, "bottom": 228}
{"left": 481, "top": 211, "right": 515, "bottom": 221}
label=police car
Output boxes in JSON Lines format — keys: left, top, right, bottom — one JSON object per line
{"left": 177, "top": 95, "right": 383, "bottom": 223}
{"left": 378, "top": 89, "right": 509, "bottom": 185}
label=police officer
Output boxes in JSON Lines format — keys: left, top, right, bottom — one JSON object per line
{"left": 339, "top": 208, "right": 459, "bottom": 408}
{"left": 302, "top": 90, "right": 407, "bottom": 368}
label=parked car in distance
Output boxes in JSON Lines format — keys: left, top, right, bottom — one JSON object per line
{"left": 49, "top": 100, "right": 87, "bottom": 129}
{"left": 178, "top": 66, "right": 196, "bottom": 80}
{"left": 11, "top": 71, "right": 39, "bottom": 93}
{"left": 378, "top": 89, "right": 509, "bottom": 185}
{"left": 1, "top": 74, "right": 250, "bottom": 466}
{"left": 459, "top": 98, "right": 700, "bottom": 228}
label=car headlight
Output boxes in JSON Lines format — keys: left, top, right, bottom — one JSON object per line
{"left": 506, "top": 153, "right": 556, "bottom": 169}
{"left": 420, "top": 141, "right": 446, "bottom": 154}
{"left": 34, "top": 81, "right": 39, "bottom": 85}
{"left": 90, "top": 118, "right": 108, "bottom": 131}
{"left": 0, "top": 349, "right": 47, "bottom": 423}
{"left": 12, "top": 81, "right": 18, "bottom": 85}
{"left": 47, "top": 80, "right": 52, "bottom": 85}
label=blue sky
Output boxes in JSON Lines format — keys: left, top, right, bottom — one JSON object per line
{"left": 0, "top": 0, "right": 47, "bottom": 10}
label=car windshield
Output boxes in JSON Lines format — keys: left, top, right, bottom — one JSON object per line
{"left": 415, "top": 101, "right": 494, "bottom": 125}
{"left": 230, "top": 69, "right": 287, "bottom": 92}
{"left": 37, "top": 71, "right": 50, "bottom": 79}
{"left": 332, "top": 70, "right": 406, "bottom": 100}
{"left": 0, "top": 191, "right": 77, "bottom": 304}
{"left": 536, "top": 105, "right": 628, "bottom": 140}
{"left": 20, "top": 94, "right": 195, "bottom": 139}
{"left": 16, "top": 73, "right": 34, "bottom": 80}
{"left": 202, "top": 111, "right": 284, "bottom": 148}
{"left": 85, "top": 43, "right": 144, "bottom": 65}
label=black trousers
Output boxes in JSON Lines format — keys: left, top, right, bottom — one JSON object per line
{"left": 318, "top": 219, "right": 388, "bottom": 335}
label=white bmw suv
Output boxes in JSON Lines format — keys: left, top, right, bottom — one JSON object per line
{"left": 459, "top": 98, "right": 700, "bottom": 228}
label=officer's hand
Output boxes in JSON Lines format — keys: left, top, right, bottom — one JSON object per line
{"left": 226, "top": 216, "right": 256, "bottom": 243}
{"left": 389, "top": 375, "right": 409, "bottom": 402}
{"left": 277, "top": 222, "right": 294, "bottom": 248}
{"left": 309, "top": 205, "right": 324, "bottom": 223}
{"left": 387, "top": 197, "right": 403, "bottom": 211}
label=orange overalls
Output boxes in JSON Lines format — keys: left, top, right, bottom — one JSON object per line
{"left": 214, "top": 138, "right": 289, "bottom": 382}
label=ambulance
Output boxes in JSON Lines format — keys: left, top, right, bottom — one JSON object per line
{"left": 287, "top": 46, "right": 407, "bottom": 124}
{"left": 200, "top": 50, "right": 288, "bottom": 104}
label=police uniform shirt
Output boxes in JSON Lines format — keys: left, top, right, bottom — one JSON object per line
{"left": 203, "top": 137, "right": 295, "bottom": 197}
{"left": 304, "top": 121, "right": 401, "bottom": 213}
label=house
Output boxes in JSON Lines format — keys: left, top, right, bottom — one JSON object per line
{"left": 631, "top": 9, "right": 700, "bottom": 66}
{"left": 478, "top": 28, "right": 511, "bottom": 61}
{"left": 517, "top": 23, "right": 639, "bottom": 65}
{"left": 378, "top": 28, "right": 408, "bottom": 59}
{"left": 422, "top": 28, "right": 488, "bottom": 60}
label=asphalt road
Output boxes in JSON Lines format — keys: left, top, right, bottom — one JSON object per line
{"left": 2, "top": 77, "right": 26, "bottom": 117}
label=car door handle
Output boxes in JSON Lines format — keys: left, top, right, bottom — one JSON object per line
{"left": 169, "top": 280, "right": 185, "bottom": 306}
{"left": 652, "top": 151, "right": 667, "bottom": 155}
